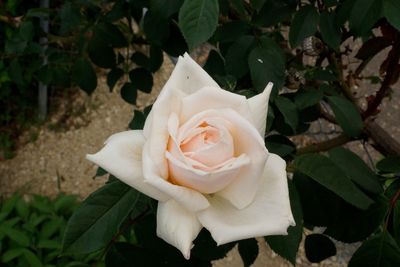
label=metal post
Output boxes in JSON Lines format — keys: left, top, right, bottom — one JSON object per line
{"left": 38, "top": 0, "right": 49, "bottom": 121}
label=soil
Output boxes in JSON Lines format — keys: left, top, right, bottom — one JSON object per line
{"left": 0, "top": 52, "right": 398, "bottom": 266}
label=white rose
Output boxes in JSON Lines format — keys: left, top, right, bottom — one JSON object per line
{"left": 87, "top": 53, "right": 295, "bottom": 259}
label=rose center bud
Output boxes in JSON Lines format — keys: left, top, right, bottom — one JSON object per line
{"left": 179, "top": 122, "right": 234, "bottom": 170}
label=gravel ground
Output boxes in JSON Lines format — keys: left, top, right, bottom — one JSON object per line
{"left": 0, "top": 51, "right": 398, "bottom": 266}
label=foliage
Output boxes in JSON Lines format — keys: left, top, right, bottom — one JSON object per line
{"left": 1, "top": 0, "right": 400, "bottom": 265}
{"left": 0, "top": 193, "right": 100, "bottom": 267}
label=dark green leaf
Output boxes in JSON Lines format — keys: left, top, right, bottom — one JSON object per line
{"left": 54, "top": 194, "right": 78, "bottom": 213}
{"left": 107, "top": 68, "right": 124, "bottom": 92}
{"left": 319, "top": 11, "right": 341, "bottom": 49}
{"left": 16, "top": 198, "right": 29, "bottom": 219}
{"left": 305, "top": 234, "right": 336, "bottom": 263}
{"left": 254, "top": 0, "right": 297, "bottom": 27}
{"left": 19, "top": 21, "right": 34, "bottom": 42}
{"left": 328, "top": 147, "right": 383, "bottom": 194}
{"left": 356, "top": 37, "right": 392, "bottom": 60}
{"left": 294, "top": 87, "right": 323, "bottom": 110}
{"left": 213, "top": 21, "right": 251, "bottom": 43}
{"left": 59, "top": 2, "right": 82, "bottom": 34}
{"left": 37, "top": 239, "right": 61, "bottom": 249}
{"left": 62, "top": 180, "right": 144, "bottom": 254}
{"left": 23, "top": 249, "right": 43, "bottom": 267}
{"left": 348, "top": 232, "right": 400, "bottom": 267}
{"left": 349, "top": 0, "right": 383, "bottom": 36}
{"left": 0, "top": 223, "right": 30, "bottom": 246}
{"left": 383, "top": 0, "right": 400, "bottom": 31}
{"left": 238, "top": 239, "right": 258, "bottom": 267}
{"left": 93, "top": 23, "right": 127, "bottom": 48}
{"left": 143, "top": 12, "right": 170, "bottom": 46}
{"left": 294, "top": 154, "right": 374, "bottom": 210}
{"left": 266, "top": 180, "right": 303, "bottom": 265}
{"left": 265, "top": 134, "right": 296, "bottom": 157}
{"left": 149, "top": 46, "right": 164, "bottom": 72}
{"left": 162, "top": 22, "right": 188, "bottom": 57}
{"left": 225, "top": 36, "right": 254, "bottom": 79}
{"left": 129, "top": 68, "right": 153, "bottom": 93}
{"left": 275, "top": 97, "right": 299, "bottom": 132}
{"left": 248, "top": 37, "right": 285, "bottom": 91}
{"left": 289, "top": 5, "right": 320, "bottom": 48}
{"left": 72, "top": 58, "right": 97, "bottom": 94}
{"left": 178, "top": 0, "right": 219, "bottom": 49}
{"left": 327, "top": 95, "right": 363, "bottom": 138}
{"left": 192, "top": 229, "right": 236, "bottom": 261}
{"left": 335, "top": 0, "right": 355, "bottom": 26}
{"left": 120, "top": 82, "right": 137, "bottom": 105}
{"left": 41, "top": 218, "right": 62, "bottom": 239}
{"left": 2, "top": 248, "right": 25, "bottom": 263}
{"left": 376, "top": 156, "right": 400, "bottom": 173}
{"left": 128, "top": 110, "right": 146, "bottom": 130}
{"left": 251, "top": 0, "right": 267, "bottom": 12}
{"left": 150, "top": 0, "right": 183, "bottom": 19}
{"left": 204, "top": 50, "right": 225, "bottom": 77}
{"left": 88, "top": 38, "right": 116, "bottom": 69}
{"left": 394, "top": 201, "right": 400, "bottom": 244}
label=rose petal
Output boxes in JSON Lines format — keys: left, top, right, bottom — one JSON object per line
{"left": 142, "top": 53, "right": 219, "bottom": 185}
{"left": 142, "top": 142, "right": 210, "bottom": 212}
{"left": 157, "top": 200, "right": 202, "bottom": 259}
{"left": 86, "top": 130, "right": 169, "bottom": 201}
{"left": 197, "top": 153, "right": 295, "bottom": 245}
{"left": 166, "top": 151, "right": 250, "bottom": 194}
{"left": 180, "top": 86, "right": 253, "bottom": 123}
{"left": 247, "top": 82, "right": 273, "bottom": 137}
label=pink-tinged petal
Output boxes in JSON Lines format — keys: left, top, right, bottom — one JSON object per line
{"left": 180, "top": 86, "right": 253, "bottom": 124}
{"left": 157, "top": 200, "right": 202, "bottom": 259}
{"left": 166, "top": 152, "right": 250, "bottom": 194}
{"left": 247, "top": 82, "right": 273, "bottom": 137}
{"left": 86, "top": 130, "right": 169, "bottom": 201}
{"left": 197, "top": 153, "right": 295, "bottom": 245}
{"left": 142, "top": 142, "right": 210, "bottom": 212}
{"left": 142, "top": 53, "right": 219, "bottom": 183}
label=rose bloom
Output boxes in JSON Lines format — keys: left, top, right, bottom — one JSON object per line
{"left": 87, "top": 53, "right": 295, "bottom": 259}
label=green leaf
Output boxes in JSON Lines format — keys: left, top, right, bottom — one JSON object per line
{"left": 192, "top": 229, "right": 236, "bottom": 261}
{"left": 128, "top": 110, "right": 146, "bottom": 130}
{"left": 348, "top": 232, "right": 400, "bottom": 267}
{"left": 327, "top": 95, "right": 363, "bottom": 138}
{"left": 293, "top": 87, "right": 323, "bottom": 110}
{"left": 376, "top": 156, "right": 400, "bottom": 173}
{"left": 93, "top": 23, "right": 127, "bottom": 48}
{"left": 383, "top": 0, "right": 400, "bottom": 31}
{"left": 37, "top": 239, "right": 62, "bottom": 249}
{"left": 294, "top": 154, "right": 374, "bottom": 210}
{"left": 319, "top": 11, "right": 341, "bottom": 49}
{"left": 162, "top": 21, "right": 188, "bottom": 57}
{"left": 289, "top": 5, "right": 320, "bottom": 48}
{"left": 248, "top": 37, "right": 285, "bottom": 91}
{"left": 305, "top": 234, "right": 336, "bottom": 263}
{"left": 238, "top": 239, "right": 258, "bottom": 267}
{"left": 178, "top": 0, "right": 219, "bottom": 49}
{"left": 251, "top": 0, "right": 267, "bottom": 12}
{"left": 265, "top": 134, "right": 296, "bottom": 158}
{"left": 16, "top": 198, "right": 29, "bottom": 219}
{"left": 349, "top": 0, "right": 383, "bottom": 36}
{"left": 1, "top": 194, "right": 19, "bottom": 217}
{"left": 225, "top": 35, "right": 254, "bottom": 79}
{"left": 62, "top": 180, "right": 145, "bottom": 254}
{"left": 19, "top": 21, "right": 34, "bottom": 42}
{"left": 59, "top": 2, "right": 82, "bottom": 34}
{"left": 213, "top": 21, "right": 251, "bottom": 43}
{"left": 54, "top": 194, "right": 77, "bottom": 213}
{"left": 150, "top": 0, "right": 183, "bottom": 19}
{"left": 41, "top": 217, "right": 62, "bottom": 239}
{"left": 23, "top": 249, "right": 43, "bottom": 267}
{"left": 149, "top": 46, "right": 164, "bottom": 72}
{"left": 0, "top": 223, "right": 30, "bottom": 246}
{"left": 88, "top": 39, "right": 116, "bottom": 69}
{"left": 203, "top": 50, "right": 225, "bottom": 77}
{"left": 120, "top": 82, "right": 137, "bottom": 105}
{"left": 107, "top": 68, "right": 124, "bottom": 92}
{"left": 328, "top": 147, "right": 383, "bottom": 194}
{"left": 275, "top": 97, "right": 299, "bottom": 132}
{"left": 2, "top": 248, "right": 25, "bottom": 263}
{"left": 72, "top": 58, "right": 97, "bottom": 95}
{"left": 143, "top": 12, "right": 170, "bottom": 46}
{"left": 254, "top": 0, "right": 297, "bottom": 27}
{"left": 129, "top": 68, "right": 153, "bottom": 93}
{"left": 266, "top": 180, "right": 303, "bottom": 265}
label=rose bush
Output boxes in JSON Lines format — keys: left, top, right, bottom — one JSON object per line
{"left": 87, "top": 53, "right": 294, "bottom": 259}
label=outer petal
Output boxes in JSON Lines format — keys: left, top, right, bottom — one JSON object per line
{"left": 180, "top": 86, "right": 253, "bottom": 124}
{"left": 157, "top": 200, "right": 202, "bottom": 259}
{"left": 247, "top": 82, "right": 273, "bottom": 137}
{"left": 143, "top": 142, "right": 210, "bottom": 212}
{"left": 197, "top": 153, "right": 295, "bottom": 245}
{"left": 86, "top": 130, "right": 169, "bottom": 202}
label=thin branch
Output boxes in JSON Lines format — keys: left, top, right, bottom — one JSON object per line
{"left": 296, "top": 133, "right": 351, "bottom": 154}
